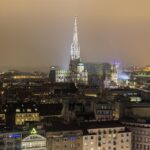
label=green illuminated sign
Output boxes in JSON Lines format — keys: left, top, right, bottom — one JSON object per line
{"left": 30, "top": 128, "right": 37, "bottom": 134}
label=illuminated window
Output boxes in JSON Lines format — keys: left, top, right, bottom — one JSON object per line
{"left": 27, "top": 109, "right": 31, "bottom": 112}
{"left": 84, "top": 142, "right": 88, "bottom": 146}
{"left": 16, "top": 109, "right": 20, "bottom": 112}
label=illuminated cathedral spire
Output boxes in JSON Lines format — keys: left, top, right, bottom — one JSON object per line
{"left": 70, "top": 17, "right": 80, "bottom": 60}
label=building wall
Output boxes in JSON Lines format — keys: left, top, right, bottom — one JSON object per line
{"left": 46, "top": 130, "right": 82, "bottom": 150}
{"left": 84, "top": 127, "right": 131, "bottom": 150}
{"left": 0, "top": 132, "right": 22, "bottom": 150}
{"left": 22, "top": 134, "right": 47, "bottom": 150}
{"left": 55, "top": 70, "right": 70, "bottom": 83}
{"left": 123, "top": 122, "right": 150, "bottom": 150}
{"left": 0, "top": 131, "right": 46, "bottom": 150}
{"left": 83, "top": 134, "right": 97, "bottom": 150}
{"left": 46, "top": 126, "right": 131, "bottom": 150}
{"left": 0, "top": 113, "right": 5, "bottom": 122}
{"left": 94, "top": 103, "right": 113, "bottom": 121}
{"left": 49, "top": 68, "right": 70, "bottom": 83}
{"left": 126, "top": 107, "right": 150, "bottom": 118}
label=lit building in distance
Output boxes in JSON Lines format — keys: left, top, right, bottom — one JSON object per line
{"left": 49, "top": 66, "right": 70, "bottom": 83}
{"left": 110, "top": 62, "right": 119, "bottom": 87}
{"left": 49, "top": 18, "right": 88, "bottom": 85}
{"left": 84, "top": 62, "right": 111, "bottom": 86}
{"left": 0, "top": 70, "right": 43, "bottom": 80}
{"left": 2, "top": 103, "right": 40, "bottom": 126}
{"left": 69, "top": 17, "right": 88, "bottom": 85}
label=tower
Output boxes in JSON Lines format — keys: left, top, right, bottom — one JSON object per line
{"left": 69, "top": 17, "right": 88, "bottom": 85}
{"left": 70, "top": 17, "right": 80, "bottom": 60}
{"left": 111, "top": 62, "right": 119, "bottom": 85}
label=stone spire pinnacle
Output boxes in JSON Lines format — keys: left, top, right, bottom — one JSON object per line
{"left": 73, "top": 17, "right": 78, "bottom": 42}
{"left": 70, "top": 17, "right": 80, "bottom": 60}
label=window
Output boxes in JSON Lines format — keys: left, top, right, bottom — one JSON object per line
{"left": 91, "top": 141, "right": 94, "bottom": 145}
{"left": 98, "top": 142, "right": 101, "bottom": 147}
{"left": 56, "top": 139, "right": 59, "bottom": 142}
{"left": 84, "top": 142, "right": 88, "bottom": 146}
{"left": 103, "top": 130, "right": 106, "bottom": 134}
{"left": 108, "top": 141, "right": 111, "bottom": 144}
{"left": 109, "top": 130, "right": 112, "bottom": 134}
{"left": 113, "top": 141, "right": 116, "bottom": 145}
{"left": 113, "top": 129, "right": 116, "bottom": 133}
{"left": 98, "top": 136, "right": 101, "bottom": 141}
{"left": 16, "top": 109, "right": 20, "bottom": 112}
{"left": 121, "top": 140, "right": 124, "bottom": 143}
{"left": 27, "top": 109, "right": 31, "bottom": 112}
{"left": 64, "top": 144, "right": 67, "bottom": 148}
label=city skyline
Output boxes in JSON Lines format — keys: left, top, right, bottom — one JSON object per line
{"left": 0, "top": 0, "right": 150, "bottom": 70}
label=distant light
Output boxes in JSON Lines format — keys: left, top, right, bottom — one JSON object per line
{"left": 51, "top": 66, "right": 55, "bottom": 69}
{"left": 119, "top": 74, "right": 130, "bottom": 80}
{"left": 9, "top": 133, "right": 21, "bottom": 139}
{"left": 30, "top": 128, "right": 37, "bottom": 134}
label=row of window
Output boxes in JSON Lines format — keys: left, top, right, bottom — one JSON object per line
{"left": 96, "top": 110, "right": 112, "bottom": 115}
{"left": 133, "top": 143, "right": 150, "bottom": 149}
{"left": 132, "top": 130, "right": 150, "bottom": 136}
{"left": 96, "top": 106, "right": 112, "bottom": 109}
{"left": 55, "top": 143, "right": 80, "bottom": 149}
{"left": 133, "top": 136, "right": 150, "bottom": 143}
{"left": 16, "top": 114, "right": 39, "bottom": 117}
{"left": 88, "top": 129, "right": 126, "bottom": 135}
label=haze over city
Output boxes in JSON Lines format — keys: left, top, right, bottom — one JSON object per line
{"left": 1, "top": 1, "right": 150, "bottom": 150}
{"left": 0, "top": 0, "right": 150, "bottom": 71}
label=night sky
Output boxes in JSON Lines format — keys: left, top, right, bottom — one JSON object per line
{"left": 0, "top": 0, "right": 150, "bottom": 71}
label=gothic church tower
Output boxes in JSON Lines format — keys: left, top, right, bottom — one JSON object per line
{"left": 69, "top": 17, "right": 88, "bottom": 85}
